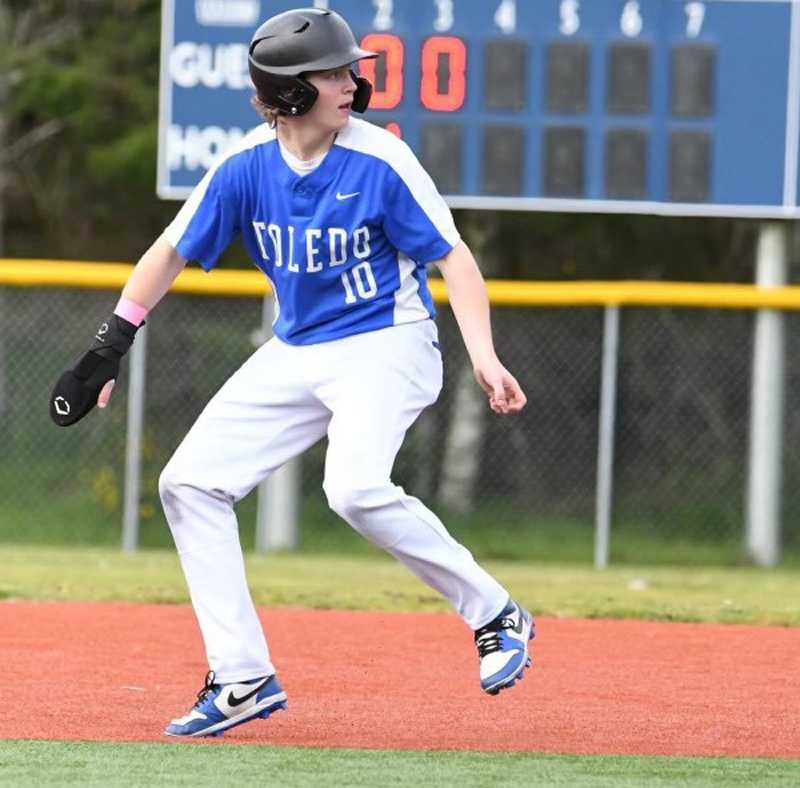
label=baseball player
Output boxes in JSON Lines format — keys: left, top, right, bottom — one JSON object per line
{"left": 50, "top": 8, "right": 534, "bottom": 738}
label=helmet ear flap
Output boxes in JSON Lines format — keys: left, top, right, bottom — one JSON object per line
{"left": 280, "top": 75, "right": 319, "bottom": 115}
{"left": 351, "top": 74, "right": 372, "bottom": 113}
{"left": 253, "top": 72, "right": 319, "bottom": 116}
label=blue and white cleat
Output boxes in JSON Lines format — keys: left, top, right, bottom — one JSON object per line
{"left": 474, "top": 599, "right": 535, "bottom": 695}
{"left": 165, "top": 671, "right": 287, "bottom": 738}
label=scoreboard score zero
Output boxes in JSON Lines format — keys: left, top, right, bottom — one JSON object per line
{"left": 158, "top": 0, "right": 800, "bottom": 218}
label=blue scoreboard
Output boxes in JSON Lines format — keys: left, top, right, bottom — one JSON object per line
{"left": 158, "top": 0, "right": 800, "bottom": 217}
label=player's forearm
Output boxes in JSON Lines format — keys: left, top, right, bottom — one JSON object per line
{"left": 436, "top": 241, "right": 498, "bottom": 367}
{"left": 119, "top": 236, "right": 187, "bottom": 312}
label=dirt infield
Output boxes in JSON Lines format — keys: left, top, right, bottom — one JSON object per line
{"left": 2, "top": 601, "right": 798, "bottom": 757}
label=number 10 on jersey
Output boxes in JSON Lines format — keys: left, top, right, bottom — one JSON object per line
{"left": 341, "top": 261, "right": 378, "bottom": 303}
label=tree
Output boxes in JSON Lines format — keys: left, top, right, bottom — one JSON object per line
{"left": 3, "top": 0, "right": 171, "bottom": 262}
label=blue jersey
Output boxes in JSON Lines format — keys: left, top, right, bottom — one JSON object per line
{"left": 163, "top": 118, "right": 460, "bottom": 345}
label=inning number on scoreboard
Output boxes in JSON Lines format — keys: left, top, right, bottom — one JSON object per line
{"left": 559, "top": 0, "right": 580, "bottom": 36}
{"left": 685, "top": 2, "right": 705, "bottom": 38}
{"left": 371, "top": 0, "right": 393, "bottom": 31}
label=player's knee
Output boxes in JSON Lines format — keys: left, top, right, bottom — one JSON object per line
{"left": 323, "top": 480, "right": 401, "bottom": 548}
{"left": 323, "top": 479, "right": 355, "bottom": 520}
{"left": 158, "top": 462, "right": 196, "bottom": 525}
{"left": 323, "top": 480, "right": 382, "bottom": 521}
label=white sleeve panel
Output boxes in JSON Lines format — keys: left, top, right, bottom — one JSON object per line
{"left": 163, "top": 123, "right": 276, "bottom": 248}
{"left": 336, "top": 119, "right": 461, "bottom": 248}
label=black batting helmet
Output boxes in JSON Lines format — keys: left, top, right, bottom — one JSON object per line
{"left": 248, "top": 8, "right": 377, "bottom": 117}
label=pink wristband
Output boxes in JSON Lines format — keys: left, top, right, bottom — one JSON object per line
{"left": 114, "top": 297, "right": 149, "bottom": 327}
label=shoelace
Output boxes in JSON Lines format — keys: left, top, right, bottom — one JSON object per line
{"left": 195, "top": 670, "right": 218, "bottom": 706}
{"left": 474, "top": 617, "right": 515, "bottom": 658}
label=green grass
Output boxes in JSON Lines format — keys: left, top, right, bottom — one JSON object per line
{"left": 0, "top": 741, "right": 797, "bottom": 787}
{"left": 3, "top": 551, "right": 798, "bottom": 786}
{"left": 2, "top": 545, "right": 799, "bottom": 624}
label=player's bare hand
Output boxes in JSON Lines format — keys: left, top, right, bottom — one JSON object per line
{"left": 474, "top": 360, "right": 527, "bottom": 414}
{"left": 97, "top": 379, "right": 115, "bottom": 409}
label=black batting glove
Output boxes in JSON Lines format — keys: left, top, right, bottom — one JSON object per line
{"left": 50, "top": 314, "right": 141, "bottom": 427}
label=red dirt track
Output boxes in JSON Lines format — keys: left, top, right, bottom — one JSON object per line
{"left": 3, "top": 602, "right": 799, "bottom": 757}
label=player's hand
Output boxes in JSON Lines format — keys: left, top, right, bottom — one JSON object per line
{"left": 473, "top": 358, "right": 527, "bottom": 415}
{"left": 98, "top": 380, "right": 116, "bottom": 409}
{"left": 50, "top": 315, "right": 140, "bottom": 426}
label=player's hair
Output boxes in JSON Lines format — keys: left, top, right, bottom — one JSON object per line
{"left": 250, "top": 94, "right": 280, "bottom": 128}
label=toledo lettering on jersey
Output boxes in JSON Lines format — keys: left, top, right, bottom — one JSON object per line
{"left": 251, "top": 222, "right": 371, "bottom": 275}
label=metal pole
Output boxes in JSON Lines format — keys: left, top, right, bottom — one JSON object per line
{"left": 255, "top": 293, "right": 300, "bottom": 552}
{"left": 594, "top": 305, "right": 620, "bottom": 569}
{"left": 260, "top": 461, "right": 300, "bottom": 551}
{"left": 746, "top": 222, "right": 787, "bottom": 566}
{"left": 121, "top": 322, "right": 147, "bottom": 552}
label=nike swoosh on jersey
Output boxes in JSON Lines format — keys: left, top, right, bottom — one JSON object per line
{"left": 226, "top": 677, "right": 269, "bottom": 707}
{"left": 336, "top": 191, "right": 360, "bottom": 200}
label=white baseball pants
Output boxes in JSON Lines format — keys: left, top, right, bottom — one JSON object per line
{"left": 159, "top": 319, "right": 510, "bottom": 683}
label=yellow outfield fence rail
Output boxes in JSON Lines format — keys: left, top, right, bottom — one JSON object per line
{"left": 3, "top": 258, "right": 800, "bottom": 308}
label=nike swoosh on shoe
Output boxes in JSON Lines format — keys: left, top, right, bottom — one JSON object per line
{"left": 227, "top": 677, "right": 270, "bottom": 707}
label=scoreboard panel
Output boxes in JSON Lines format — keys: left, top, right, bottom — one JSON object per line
{"left": 159, "top": 0, "right": 800, "bottom": 217}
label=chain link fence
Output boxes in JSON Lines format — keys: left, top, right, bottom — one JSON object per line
{"left": 1, "top": 281, "right": 798, "bottom": 565}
